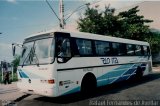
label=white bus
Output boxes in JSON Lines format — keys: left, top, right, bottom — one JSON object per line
{"left": 14, "top": 30, "right": 152, "bottom": 97}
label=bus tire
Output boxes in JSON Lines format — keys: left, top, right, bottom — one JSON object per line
{"left": 135, "top": 67, "right": 143, "bottom": 80}
{"left": 81, "top": 73, "right": 97, "bottom": 96}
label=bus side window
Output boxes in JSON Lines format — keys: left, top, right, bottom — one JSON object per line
{"left": 70, "top": 38, "right": 80, "bottom": 57}
{"left": 118, "top": 43, "right": 127, "bottom": 56}
{"left": 76, "top": 39, "right": 93, "bottom": 56}
{"left": 141, "top": 45, "right": 144, "bottom": 55}
{"left": 95, "top": 41, "right": 110, "bottom": 56}
{"left": 57, "top": 37, "right": 71, "bottom": 63}
{"left": 111, "top": 43, "right": 119, "bottom": 56}
{"left": 135, "top": 45, "right": 142, "bottom": 56}
{"left": 143, "top": 46, "right": 148, "bottom": 56}
{"left": 127, "top": 44, "right": 135, "bottom": 56}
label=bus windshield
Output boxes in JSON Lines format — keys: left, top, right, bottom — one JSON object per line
{"left": 19, "top": 38, "right": 54, "bottom": 66}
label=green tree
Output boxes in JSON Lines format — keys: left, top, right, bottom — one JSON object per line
{"left": 11, "top": 55, "right": 20, "bottom": 72}
{"left": 77, "top": 6, "right": 103, "bottom": 34}
{"left": 77, "top": 6, "right": 121, "bottom": 36}
{"left": 78, "top": 6, "right": 153, "bottom": 40}
{"left": 118, "top": 6, "right": 153, "bottom": 40}
{"left": 102, "top": 6, "right": 121, "bottom": 36}
{"left": 77, "top": 6, "right": 160, "bottom": 55}
{"left": 145, "top": 31, "right": 160, "bottom": 54}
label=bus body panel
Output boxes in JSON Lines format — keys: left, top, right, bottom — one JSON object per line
{"left": 56, "top": 56, "right": 151, "bottom": 96}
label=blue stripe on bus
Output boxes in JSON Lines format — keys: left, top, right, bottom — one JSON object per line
{"left": 19, "top": 72, "right": 23, "bottom": 78}
{"left": 114, "top": 75, "right": 130, "bottom": 82}
{"left": 111, "top": 64, "right": 140, "bottom": 82}
{"left": 64, "top": 64, "right": 136, "bottom": 95}
{"left": 97, "top": 63, "right": 138, "bottom": 86}
{"left": 132, "top": 64, "right": 138, "bottom": 68}
{"left": 18, "top": 70, "right": 29, "bottom": 78}
{"left": 20, "top": 72, "right": 29, "bottom": 78}
{"left": 97, "top": 80, "right": 106, "bottom": 86}
{"left": 97, "top": 64, "right": 134, "bottom": 80}
{"left": 114, "top": 64, "right": 133, "bottom": 70}
{"left": 61, "top": 63, "right": 148, "bottom": 95}
{"left": 123, "top": 68, "right": 136, "bottom": 75}
{"left": 97, "top": 70, "right": 126, "bottom": 80}
{"left": 18, "top": 69, "right": 46, "bottom": 79}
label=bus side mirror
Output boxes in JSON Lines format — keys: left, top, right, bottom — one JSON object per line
{"left": 22, "top": 48, "right": 26, "bottom": 57}
{"left": 12, "top": 44, "right": 16, "bottom": 56}
{"left": 57, "top": 57, "right": 64, "bottom": 63}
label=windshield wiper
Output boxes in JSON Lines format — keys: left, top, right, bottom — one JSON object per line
{"left": 31, "top": 46, "right": 40, "bottom": 67}
{"left": 22, "top": 48, "right": 33, "bottom": 67}
{"left": 22, "top": 46, "right": 40, "bottom": 67}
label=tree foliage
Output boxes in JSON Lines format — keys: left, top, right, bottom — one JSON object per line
{"left": 118, "top": 6, "right": 153, "bottom": 40}
{"left": 144, "top": 32, "right": 160, "bottom": 54}
{"left": 77, "top": 6, "right": 121, "bottom": 36}
{"left": 11, "top": 55, "right": 20, "bottom": 72}
{"left": 77, "top": 6, "right": 160, "bottom": 54}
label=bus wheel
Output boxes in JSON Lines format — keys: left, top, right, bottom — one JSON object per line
{"left": 135, "top": 67, "right": 143, "bottom": 80}
{"left": 81, "top": 73, "right": 97, "bottom": 96}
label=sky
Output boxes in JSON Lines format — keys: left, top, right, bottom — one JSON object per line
{"left": 0, "top": 0, "right": 146, "bottom": 62}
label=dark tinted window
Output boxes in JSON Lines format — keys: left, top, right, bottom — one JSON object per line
{"left": 95, "top": 41, "right": 110, "bottom": 56}
{"left": 76, "top": 39, "right": 93, "bottom": 55}
{"left": 118, "top": 43, "right": 127, "bottom": 56}
{"left": 135, "top": 45, "right": 142, "bottom": 56}
{"left": 127, "top": 44, "right": 135, "bottom": 55}
{"left": 112, "top": 43, "right": 126, "bottom": 56}
{"left": 143, "top": 46, "right": 150, "bottom": 56}
{"left": 112, "top": 43, "right": 119, "bottom": 55}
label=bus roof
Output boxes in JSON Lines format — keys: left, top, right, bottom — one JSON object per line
{"left": 25, "top": 29, "right": 149, "bottom": 46}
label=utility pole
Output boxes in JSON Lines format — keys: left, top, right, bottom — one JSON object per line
{"left": 59, "top": 0, "right": 65, "bottom": 29}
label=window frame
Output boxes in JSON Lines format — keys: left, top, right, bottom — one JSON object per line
{"left": 75, "top": 38, "right": 94, "bottom": 57}
{"left": 69, "top": 37, "right": 150, "bottom": 57}
{"left": 94, "top": 40, "right": 111, "bottom": 56}
{"left": 135, "top": 45, "right": 143, "bottom": 56}
{"left": 54, "top": 32, "right": 72, "bottom": 63}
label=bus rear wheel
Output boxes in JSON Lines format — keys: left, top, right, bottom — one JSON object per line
{"left": 81, "top": 73, "right": 97, "bottom": 96}
{"left": 135, "top": 67, "right": 143, "bottom": 80}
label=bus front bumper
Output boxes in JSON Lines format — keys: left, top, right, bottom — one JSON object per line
{"left": 17, "top": 82, "right": 59, "bottom": 97}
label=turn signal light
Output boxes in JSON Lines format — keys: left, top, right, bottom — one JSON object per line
{"left": 48, "top": 79, "right": 55, "bottom": 84}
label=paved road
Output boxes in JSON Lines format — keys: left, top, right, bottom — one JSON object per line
{"left": 15, "top": 72, "right": 160, "bottom": 106}
{"left": 0, "top": 82, "right": 24, "bottom": 101}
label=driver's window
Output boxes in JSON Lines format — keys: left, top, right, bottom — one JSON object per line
{"left": 57, "top": 37, "right": 71, "bottom": 63}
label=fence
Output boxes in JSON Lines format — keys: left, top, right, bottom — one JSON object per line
{"left": 0, "top": 65, "right": 17, "bottom": 84}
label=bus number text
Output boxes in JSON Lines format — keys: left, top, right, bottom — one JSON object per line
{"left": 100, "top": 57, "right": 118, "bottom": 64}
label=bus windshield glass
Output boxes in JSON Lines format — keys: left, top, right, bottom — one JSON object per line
{"left": 19, "top": 38, "right": 54, "bottom": 66}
